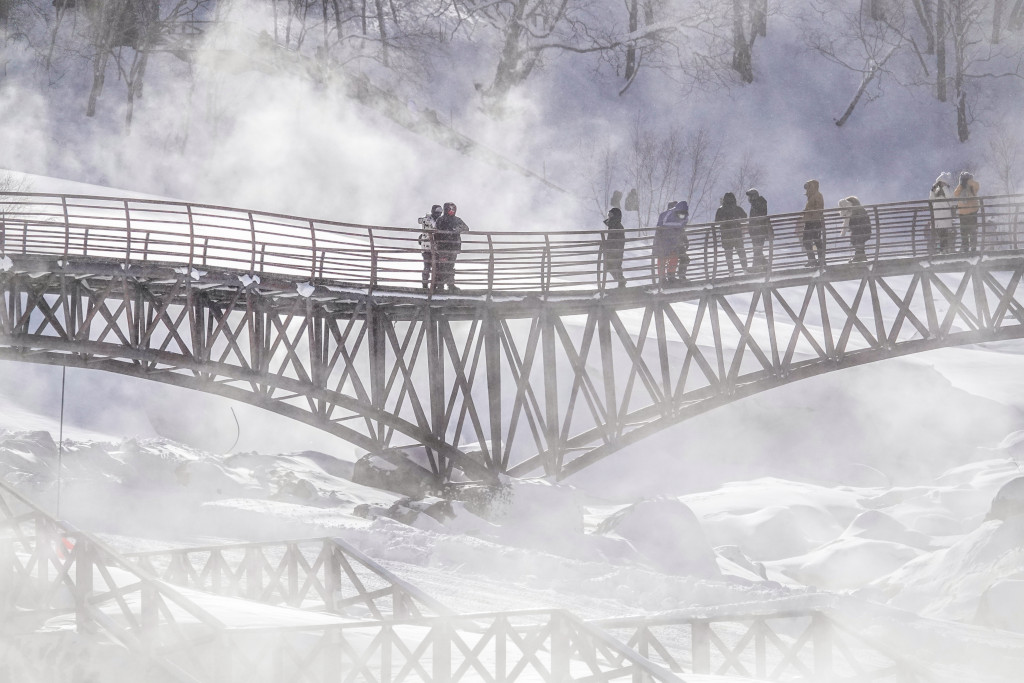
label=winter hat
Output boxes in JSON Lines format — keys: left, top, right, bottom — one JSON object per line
{"left": 845, "top": 196, "right": 861, "bottom": 206}
{"left": 959, "top": 171, "right": 973, "bottom": 184}
{"left": 675, "top": 200, "right": 689, "bottom": 214}
{"left": 608, "top": 207, "right": 622, "bottom": 218}
{"left": 723, "top": 192, "right": 736, "bottom": 205}
{"left": 431, "top": 204, "right": 443, "bottom": 219}
{"left": 935, "top": 172, "right": 952, "bottom": 186}
{"left": 745, "top": 188, "right": 759, "bottom": 198}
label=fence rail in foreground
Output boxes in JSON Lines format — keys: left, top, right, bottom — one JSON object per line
{"left": 2, "top": 479, "right": 928, "bottom": 682}
{"left": 125, "top": 537, "right": 451, "bottom": 620}
{"left": 0, "top": 191, "right": 1022, "bottom": 294}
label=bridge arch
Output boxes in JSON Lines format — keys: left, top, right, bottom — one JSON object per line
{"left": 1, "top": 192, "right": 1023, "bottom": 481}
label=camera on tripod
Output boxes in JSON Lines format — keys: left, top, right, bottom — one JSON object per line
{"left": 417, "top": 215, "right": 434, "bottom": 228}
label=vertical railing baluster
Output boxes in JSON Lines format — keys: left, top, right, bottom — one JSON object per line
{"left": 123, "top": 200, "right": 132, "bottom": 269}
{"left": 979, "top": 198, "right": 987, "bottom": 252}
{"left": 186, "top": 205, "right": 195, "bottom": 271}
{"left": 487, "top": 234, "right": 495, "bottom": 293}
{"left": 248, "top": 211, "right": 257, "bottom": 274}
{"left": 543, "top": 235, "right": 551, "bottom": 294}
{"left": 309, "top": 220, "right": 317, "bottom": 281}
{"left": 911, "top": 207, "right": 919, "bottom": 257}
{"left": 369, "top": 227, "right": 377, "bottom": 289}
{"left": 872, "top": 206, "right": 882, "bottom": 263}
{"left": 61, "top": 196, "right": 70, "bottom": 260}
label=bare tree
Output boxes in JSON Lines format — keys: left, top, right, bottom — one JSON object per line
{"left": 988, "top": 125, "right": 1022, "bottom": 194}
{"left": 803, "top": 0, "right": 907, "bottom": 126}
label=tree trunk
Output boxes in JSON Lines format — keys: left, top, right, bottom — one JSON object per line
{"left": 486, "top": 0, "right": 533, "bottom": 102}
{"left": 86, "top": 51, "right": 110, "bottom": 117}
{"left": 957, "top": 89, "right": 969, "bottom": 141}
{"left": 953, "top": 0, "right": 969, "bottom": 141}
{"left": 374, "top": 0, "right": 388, "bottom": 66}
{"left": 936, "top": 0, "right": 946, "bottom": 101}
{"left": 912, "top": 0, "right": 935, "bottom": 54}
{"left": 731, "top": 0, "right": 753, "bottom": 82}
{"left": 750, "top": 0, "right": 766, "bottom": 37}
{"left": 993, "top": 0, "right": 1006, "bottom": 43}
{"left": 625, "top": 0, "right": 637, "bottom": 81}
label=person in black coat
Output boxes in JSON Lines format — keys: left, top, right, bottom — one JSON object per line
{"left": 600, "top": 207, "right": 627, "bottom": 288}
{"left": 715, "top": 192, "right": 748, "bottom": 275}
{"left": 839, "top": 196, "right": 872, "bottom": 262}
{"left": 434, "top": 201, "right": 469, "bottom": 292}
{"left": 745, "top": 189, "right": 773, "bottom": 269}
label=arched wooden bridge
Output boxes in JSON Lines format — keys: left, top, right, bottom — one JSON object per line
{"left": 1, "top": 191, "right": 1022, "bottom": 483}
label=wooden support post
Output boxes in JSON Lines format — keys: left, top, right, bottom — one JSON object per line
{"left": 433, "top": 621, "right": 451, "bottom": 683}
{"left": 74, "top": 537, "right": 94, "bottom": 633}
{"left": 812, "top": 613, "right": 833, "bottom": 682}
{"left": 484, "top": 309, "right": 502, "bottom": 470}
{"left": 541, "top": 309, "right": 559, "bottom": 476}
{"left": 550, "top": 613, "right": 571, "bottom": 682}
{"left": 692, "top": 620, "right": 711, "bottom": 674}
{"left": 427, "top": 308, "right": 446, "bottom": 474}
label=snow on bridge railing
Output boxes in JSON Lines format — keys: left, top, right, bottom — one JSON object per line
{"left": 1, "top": 192, "right": 1023, "bottom": 294}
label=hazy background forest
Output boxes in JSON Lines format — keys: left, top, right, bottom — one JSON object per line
{"left": 3, "top": 0, "right": 1024, "bottom": 233}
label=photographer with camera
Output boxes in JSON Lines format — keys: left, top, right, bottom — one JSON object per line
{"left": 434, "top": 202, "right": 469, "bottom": 292}
{"left": 418, "top": 205, "right": 443, "bottom": 290}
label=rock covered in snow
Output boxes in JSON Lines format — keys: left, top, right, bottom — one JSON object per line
{"left": 987, "top": 476, "right": 1024, "bottom": 521}
{"left": 595, "top": 498, "right": 721, "bottom": 578}
{"left": 351, "top": 448, "right": 439, "bottom": 498}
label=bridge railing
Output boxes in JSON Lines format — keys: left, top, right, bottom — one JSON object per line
{"left": 1, "top": 191, "right": 1022, "bottom": 293}
{"left": 596, "top": 606, "right": 921, "bottom": 682}
{"left": 123, "top": 537, "right": 452, "bottom": 620}
{"left": 0, "top": 480, "right": 683, "bottom": 682}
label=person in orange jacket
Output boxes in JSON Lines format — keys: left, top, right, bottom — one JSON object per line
{"left": 953, "top": 171, "right": 981, "bottom": 253}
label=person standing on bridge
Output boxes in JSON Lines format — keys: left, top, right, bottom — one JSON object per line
{"left": 838, "top": 196, "right": 872, "bottom": 263}
{"left": 745, "top": 189, "right": 772, "bottom": 270}
{"left": 800, "top": 179, "right": 825, "bottom": 267}
{"left": 954, "top": 171, "right": 981, "bottom": 254}
{"left": 715, "top": 192, "right": 748, "bottom": 275}
{"left": 929, "top": 173, "right": 956, "bottom": 254}
{"left": 653, "top": 200, "right": 689, "bottom": 285}
{"left": 417, "top": 204, "right": 443, "bottom": 290}
{"left": 600, "top": 207, "right": 628, "bottom": 288}
{"left": 435, "top": 201, "right": 469, "bottom": 292}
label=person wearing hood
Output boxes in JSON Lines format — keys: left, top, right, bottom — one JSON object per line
{"left": 434, "top": 201, "right": 469, "bottom": 292}
{"left": 600, "top": 207, "right": 628, "bottom": 288}
{"left": 929, "top": 172, "right": 956, "bottom": 254}
{"left": 745, "top": 189, "right": 773, "bottom": 269}
{"left": 653, "top": 200, "right": 690, "bottom": 285}
{"left": 417, "top": 204, "right": 443, "bottom": 289}
{"left": 715, "top": 192, "right": 748, "bottom": 275}
{"left": 953, "top": 171, "right": 981, "bottom": 253}
{"left": 838, "top": 196, "right": 872, "bottom": 263}
{"left": 801, "top": 179, "right": 825, "bottom": 267}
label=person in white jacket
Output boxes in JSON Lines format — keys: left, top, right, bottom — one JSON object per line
{"left": 929, "top": 172, "right": 956, "bottom": 254}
